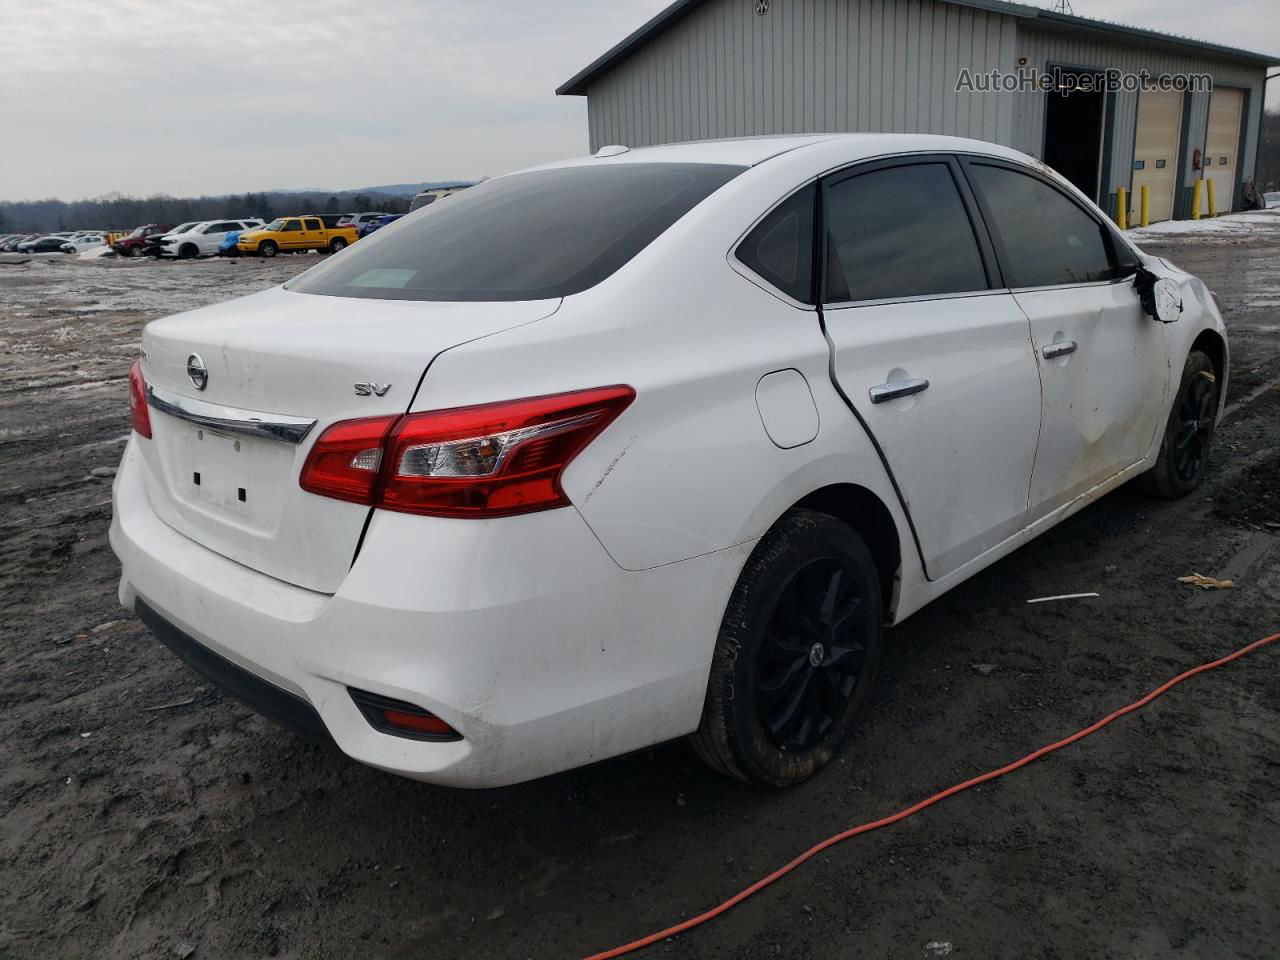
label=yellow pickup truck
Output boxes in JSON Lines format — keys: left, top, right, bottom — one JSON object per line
{"left": 236, "top": 216, "right": 360, "bottom": 257}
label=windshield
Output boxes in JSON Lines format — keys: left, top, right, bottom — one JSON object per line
{"left": 287, "top": 162, "right": 743, "bottom": 302}
{"left": 263, "top": 219, "right": 287, "bottom": 231}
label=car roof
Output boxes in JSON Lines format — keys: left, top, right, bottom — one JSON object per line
{"left": 523, "top": 133, "right": 1033, "bottom": 172}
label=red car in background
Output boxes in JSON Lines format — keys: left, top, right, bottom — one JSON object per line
{"left": 112, "top": 224, "right": 174, "bottom": 258}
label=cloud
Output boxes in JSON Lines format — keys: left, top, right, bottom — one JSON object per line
{"left": 0, "top": 0, "right": 671, "bottom": 199}
{"left": 0, "top": 0, "right": 1274, "bottom": 201}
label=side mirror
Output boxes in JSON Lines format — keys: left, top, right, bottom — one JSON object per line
{"left": 1134, "top": 267, "right": 1183, "bottom": 324}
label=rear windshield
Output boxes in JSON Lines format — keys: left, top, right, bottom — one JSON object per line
{"left": 286, "top": 162, "right": 744, "bottom": 302}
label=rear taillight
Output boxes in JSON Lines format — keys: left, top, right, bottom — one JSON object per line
{"left": 298, "top": 415, "right": 397, "bottom": 504}
{"left": 298, "top": 386, "right": 634, "bottom": 518}
{"left": 129, "top": 359, "right": 152, "bottom": 438}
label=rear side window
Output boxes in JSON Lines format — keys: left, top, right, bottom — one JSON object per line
{"left": 287, "top": 163, "right": 744, "bottom": 302}
{"left": 823, "top": 163, "right": 989, "bottom": 303}
{"left": 304, "top": 218, "right": 322, "bottom": 230}
{"left": 965, "top": 163, "right": 1115, "bottom": 287}
{"left": 736, "top": 184, "right": 815, "bottom": 303}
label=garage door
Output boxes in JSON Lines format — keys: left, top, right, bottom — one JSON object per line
{"left": 1202, "top": 88, "right": 1243, "bottom": 215}
{"left": 1131, "top": 90, "right": 1182, "bottom": 223}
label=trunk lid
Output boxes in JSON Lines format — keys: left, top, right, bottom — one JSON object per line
{"left": 136, "top": 286, "right": 558, "bottom": 593}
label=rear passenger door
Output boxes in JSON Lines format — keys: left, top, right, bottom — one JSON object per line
{"left": 821, "top": 156, "right": 1043, "bottom": 580}
{"left": 960, "top": 159, "right": 1168, "bottom": 520}
{"left": 302, "top": 217, "right": 325, "bottom": 249}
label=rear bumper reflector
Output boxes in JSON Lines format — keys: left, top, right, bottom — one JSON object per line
{"left": 348, "top": 688, "right": 462, "bottom": 742}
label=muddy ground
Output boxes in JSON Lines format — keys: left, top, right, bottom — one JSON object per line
{"left": 1, "top": 234, "right": 1278, "bottom": 960}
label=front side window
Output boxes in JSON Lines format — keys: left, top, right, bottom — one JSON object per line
{"left": 823, "top": 163, "right": 989, "bottom": 303}
{"left": 288, "top": 162, "right": 744, "bottom": 302}
{"left": 735, "top": 184, "right": 815, "bottom": 303}
{"left": 281, "top": 220, "right": 302, "bottom": 233}
{"left": 965, "top": 163, "right": 1115, "bottom": 287}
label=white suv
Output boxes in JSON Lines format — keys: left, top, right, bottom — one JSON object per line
{"left": 111, "top": 135, "right": 1226, "bottom": 788}
{"left": 161, "top": 220, "right": 263, "bottom": 259}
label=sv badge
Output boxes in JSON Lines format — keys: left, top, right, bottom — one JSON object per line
{"left": 354, "top": 382, "right": 392, "bottom": 397}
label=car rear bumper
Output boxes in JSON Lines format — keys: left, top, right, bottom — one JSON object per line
{"left": 135, "top": 597, "right": 336, "bottom": 746}
{"left": 110, "top": 437, "right": 747, "bottom": 787}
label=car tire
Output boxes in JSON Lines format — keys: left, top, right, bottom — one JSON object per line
{"left": 690, "top": 509, "right": 885, "bottom": 787}
{"left": 1138, "top": 349, "right": 1219, "bottom": 499}
{"left": 329, "top": 238, "right": 347, "bottom": 253}
{"left": 128, "top": 245, "right": 144, "bottom": 258}
{"left": 179, "top": 244, "right": 198, "bottom": 260}
{"left": 259, "top": 241, "right": 277, "bottom": 258}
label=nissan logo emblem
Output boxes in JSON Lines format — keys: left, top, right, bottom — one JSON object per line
{"left": 187, "top": 353, "right": 208, "bottom": 391}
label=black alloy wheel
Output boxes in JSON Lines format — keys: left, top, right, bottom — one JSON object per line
{"left": 756, "top": 557, "right": 873, "bottom": 751}
{"left": 1139, "top": 349, "right": 1218, "bottom": 499}
{"left": 691, "top": 509, "right": 885, "bottom": 787}
{"left": 1174, "top": 369, "right": 1215, "bottom": 484}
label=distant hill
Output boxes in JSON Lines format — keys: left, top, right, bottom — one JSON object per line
{"left": 360, "top": 180, "right": 476, "bottom": 196}
{"left": 286, "top": 181, "right": 477, "bottom": 197}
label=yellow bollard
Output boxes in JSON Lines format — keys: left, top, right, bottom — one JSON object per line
{"left": 1140, "top": 185, "right": 1149, "bottom": 228}
{"left": 1191, "top": 179, "right": 1203, "bottom": 220}
{"left": 1116, "top": 187, "right": 1127, "bottom": 230}
{"left": 1206, "top": 178, "right": 1217, "bottom": 218}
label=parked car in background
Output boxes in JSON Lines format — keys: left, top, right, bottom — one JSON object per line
{"left": 113, "top": 224, "right": 174, "bottom": 258}
{"left": 409, "top": 185, "right": 471, "bottom": 211}
{"left": 143, "top": 222, "right": 208, "bottom": 258}
{"left": 6, "top": 234, "right": 41, "bottom": 251}
{"left": 60, "top": 233, "right": 106, "bottom": 253}
{"left": 17, "top": 235, "right": 73, "bottom": 253}
{"left": 318, "top": 214, "right": 346, "bottom": 228}
{"left": 1266, "top": 192, "right": 1280, "bottom": 209}
{"left": 358, "top": 214, "right": 403, "bottom": 237}
{"left": 111, "top": 135, "right": 1227, "bottom": 789}
{"left": 160, "top": 220, "right": 263, "bottom": 259}
{"left": 236, "top": 216, "right": 358, "bottom": 257}
{"left": 216, "top": 230, "right": 247, "bottom": 258}
{"left": 336, "top": 212, "right": 387, "bottom": 232}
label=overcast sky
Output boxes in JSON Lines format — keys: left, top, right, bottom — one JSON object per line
{"left": 0, "top": 0, "right": 1275, "bottom": 201}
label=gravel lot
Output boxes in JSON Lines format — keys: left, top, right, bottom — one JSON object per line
{"left": 1, "top": 234, "right": 1278, "bottom": 960}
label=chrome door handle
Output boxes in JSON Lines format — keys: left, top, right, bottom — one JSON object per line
{"left": 1042, "top": 340, "right": 1078, "bottom": 359}
{"left": 869, "top": 378, "right": 930, "bottom": 404}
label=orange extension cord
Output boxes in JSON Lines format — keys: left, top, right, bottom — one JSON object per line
{"left": 584, "top": 631, "right": 1280, "bottom": 960}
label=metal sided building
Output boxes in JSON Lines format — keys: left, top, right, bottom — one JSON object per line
{"left": 557, "top": 0, "right": 1278, "bottom": 223}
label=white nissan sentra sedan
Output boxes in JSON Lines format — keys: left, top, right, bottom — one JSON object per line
{"left": 110, "top": 134, "right": 1227, "bottom": 788}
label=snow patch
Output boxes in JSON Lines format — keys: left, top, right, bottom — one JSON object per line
{"left": 1128, "top": 208, "right": 1280, "bottom": 240}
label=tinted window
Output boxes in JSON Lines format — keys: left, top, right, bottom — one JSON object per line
{"left": 281, "top": 220, "right": 302, "bottom": 232}
{"left": 966, "top": 163, "right": 1115, "bottom": 287}
{"left": 736, "top": 184, "right": 815, "bottom": 303}
{"left": 823, "top": 163, "right": 988, "bottom": 303}
{"left": 304, "top": 218, "right": 323, "bottom": 230}
{"left": 288, "top": 163, "right": 744, "bottom": 302}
